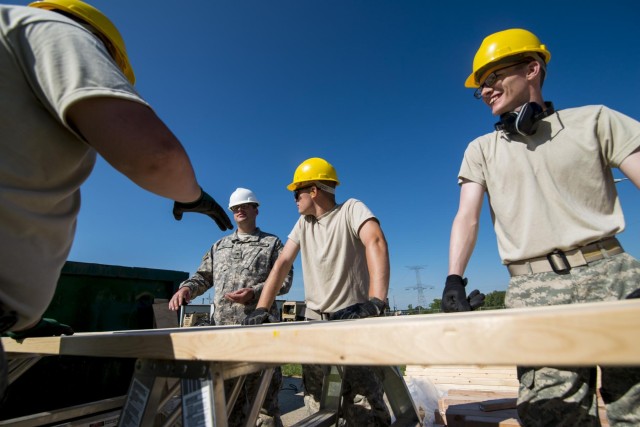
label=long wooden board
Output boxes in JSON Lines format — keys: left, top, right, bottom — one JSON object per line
{"left": 3, "top": 300, "right": 640, "bottom": 366}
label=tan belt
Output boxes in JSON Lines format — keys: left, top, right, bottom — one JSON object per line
{"left": 507, "top": 237, "right": 624, "bottom": 277}
{"left": 303, "top": 307, "right": 332, "bottom": 321}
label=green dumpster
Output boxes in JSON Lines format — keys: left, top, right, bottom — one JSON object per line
{"left": 1, "top": 261, "right": 188, "bottom": 419}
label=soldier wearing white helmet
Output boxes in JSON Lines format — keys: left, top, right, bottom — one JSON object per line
{"left": 228, "top": 187, "right": 260, "bottom": 210}
{"left": 169, "top": 188, "right": 292, "bottom": 426}
{"left": 446, "top": 28, "right": 640, "bottom": 426}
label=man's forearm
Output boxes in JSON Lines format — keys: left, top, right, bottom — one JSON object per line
{"left": 448, "top": 212, "right": 479, "bottom": 276}
{"left": 257, "top": 261, "right": 293, "bottom": 309}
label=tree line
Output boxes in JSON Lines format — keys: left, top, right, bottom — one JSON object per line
{"left": 399, "top": 290, "right": 506, "bottom": 315}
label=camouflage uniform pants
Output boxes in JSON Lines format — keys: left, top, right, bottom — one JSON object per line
{"left": 505, "top": 252, "right": 640, "bottom": 427}
{"left": 226, "top": 365, "right": 283, "bottom": 427}
{"left": 302, "top": 364, "right": 391, "bottom": 426}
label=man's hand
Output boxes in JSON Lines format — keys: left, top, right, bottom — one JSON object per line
{"left": 224, "top": 288, "right": 255, "bottom": 305}
{"left": 442, "top": 275, "right": 485, "bottom": 312}
{"left": 329, "top": 297, "right": 386, "bottom": 320}
{"left": 173, "top": 189, "right": 233, "bottom": 231}
{"left": 242, "top": 308, "right": 277, "bottom": 326}
{"left": 169, "top": 287, "right": 192, "bottom": 311}
{"left": 3, "top": 318, "right": 74, "bottom": 340}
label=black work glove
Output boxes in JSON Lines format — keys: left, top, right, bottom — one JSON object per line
{"left": 3, "top": 318, "right": 74, "bottom": 340}
{"left": 626, "top": 289, "right": 640, "bottom": 299}
{"left": 242, "top": 308, "right": 277, "bottom": 326}
{"left": 442, "top": 275, "right": 485, "bottom": 312}
{"left": 329, "top": 297, "right": 386, "bottom": 320}
{"left": 173, "top": 189, "right": 233, "bottom": 231}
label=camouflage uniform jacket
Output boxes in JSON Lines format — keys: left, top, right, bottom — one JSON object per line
{"left": 179, "top": 228, "right": 293, "bottom": 325}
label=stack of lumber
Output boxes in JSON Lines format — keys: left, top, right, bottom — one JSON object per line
{"left": 436, "top": 389, "right": 519, "bottom": 427}
{"left": 405, "top": 365, "right": 519, "bottom": 393}
{"left": 406, "top": 365, "right": 519, "bottom": 426}
{"left": 406, "top": 365, "right": 610, "bottom": 427}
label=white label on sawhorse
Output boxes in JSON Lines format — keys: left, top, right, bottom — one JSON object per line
{"left": 119, "top": 378, "right": 150, "bottom": 427}
{"left": 183, "top": 382, "right": 214, "bottom": 427}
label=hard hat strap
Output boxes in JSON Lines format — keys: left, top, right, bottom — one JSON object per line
{"left": 314, "top": 181, "right": 336, "bottom": 195}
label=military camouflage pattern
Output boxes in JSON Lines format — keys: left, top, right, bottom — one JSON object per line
{"left": 179, "top": 228, "right": 293, "bottom": 425}
{"left": 180, "top": 228, "right": 293, "bottom": 325}
{"left": 302, "top": 364, "right": 391, "bottom": 426}
{"left": 506, "top": 253, "right": 640, "bottom": 426}
{"left": 226, "top": 367, "right": 283, "bottom": 427}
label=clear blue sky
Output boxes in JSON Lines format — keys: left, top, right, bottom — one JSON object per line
{"left": 17, "top": 1, "right": 640, "bottom": 309}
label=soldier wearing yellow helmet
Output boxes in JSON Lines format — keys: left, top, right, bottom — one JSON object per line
{"left": 243, "top": 157, "right": 393, "bottom": 425}
{"left": 0, "top": 0, "right": 232, "bottom": 401}
{"left": 28, "top": 0, "right": 135, "bottom": 84}
{"left": 445, "top": 28, "right": 640, "bottom": 426}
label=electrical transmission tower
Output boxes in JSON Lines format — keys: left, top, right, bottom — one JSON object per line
{"left": 405, "top": 265, "right": 433, "bottom": 308}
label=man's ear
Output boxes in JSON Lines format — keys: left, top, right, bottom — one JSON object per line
{"left": 526, "top": 60, "right": 542, "bottom": 81}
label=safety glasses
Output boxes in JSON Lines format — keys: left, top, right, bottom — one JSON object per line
{"left": 474, "top": 61, "right": 530, "bottom": 99}
{"left": 293, "top": 185, "right": 315, "bottom": 201}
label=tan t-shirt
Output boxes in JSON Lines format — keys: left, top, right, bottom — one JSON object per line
{"left": 288, "top": 199, "right": 376, "bottom": 314}
{"left": 459, "top": 105, "right": 640, "bottom": 263}
{"left": 0, "top": 6, "right": 148, "bottom": 330}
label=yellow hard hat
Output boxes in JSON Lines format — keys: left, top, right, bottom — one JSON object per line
{"left": 29, "top": 0, "right": 135, "bottom": 85}
{"left": 287, "top": 157, "right": 340, "bottom": 191}
{"left": 465, "top": 28, "right": 550, "bottom": 88}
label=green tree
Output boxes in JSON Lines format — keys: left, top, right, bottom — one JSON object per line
{"left": 482, "top": 290, "right": 506, "bottom": 310}
{"left": 429, "top": 298, "right": 442, "bottom": 311}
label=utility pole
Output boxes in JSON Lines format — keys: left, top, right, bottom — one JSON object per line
{"left": 405, "top": 265, "right": 433, "bottom": 311}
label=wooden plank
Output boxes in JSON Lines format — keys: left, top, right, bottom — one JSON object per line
{"left": 410, "top": 368, "right": 517, "bottom": 377}
{"left": 480, "top": 398, "right": 517, "bottom": 412}
{"left": 3, "top": 300, "right": 640, "bottom": 366}
{"left": 410, "top": 371, "right": 517, "bottom": 379}
{"left": 408, "top": 365, "right": 516, "bottom": 373}
{"left": 444, "top": 402, "right": 519, "bottom": 427}
{"left": 439, "top": 393, "right": 518, "bottom": 413}
{"left": 0, "top": 396, "right": 125, "bottom": 426}
{"left": 435, "top": 384, "right": 518, "bottom": 392}
{"left": 439, "top": 396, "right": 517, "bottom": 413}
{"left": 421, "top": 376, "right": 517, "bottom": 386}
{"left": 463, "top": 415, "right": 521, "bottom": 426}
{"left": 447, "top": 390, "right": 517, "bottom": 399}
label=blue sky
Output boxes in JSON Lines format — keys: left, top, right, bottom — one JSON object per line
{"left": 18, "top": 1, "right": 640, "bottom": 309}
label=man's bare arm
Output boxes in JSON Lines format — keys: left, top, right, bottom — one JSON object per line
{"left": 66, "top": 97, "right": 201, "bottom": 203}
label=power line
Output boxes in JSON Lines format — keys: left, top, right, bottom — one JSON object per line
{"left": 405, "top": 265, "right": 433, "bottom": 308}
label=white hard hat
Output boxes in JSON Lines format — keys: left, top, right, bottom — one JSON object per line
{"left": 228, "top": 188, "right": 260, "bottom": 211}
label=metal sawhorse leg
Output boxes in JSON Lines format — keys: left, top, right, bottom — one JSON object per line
{"left": 118, "top": 359, "right": 274, "bottom": 427}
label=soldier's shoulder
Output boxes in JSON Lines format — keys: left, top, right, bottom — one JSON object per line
{"left": 257, "top": 230, "right": 282, "bottom": 241}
